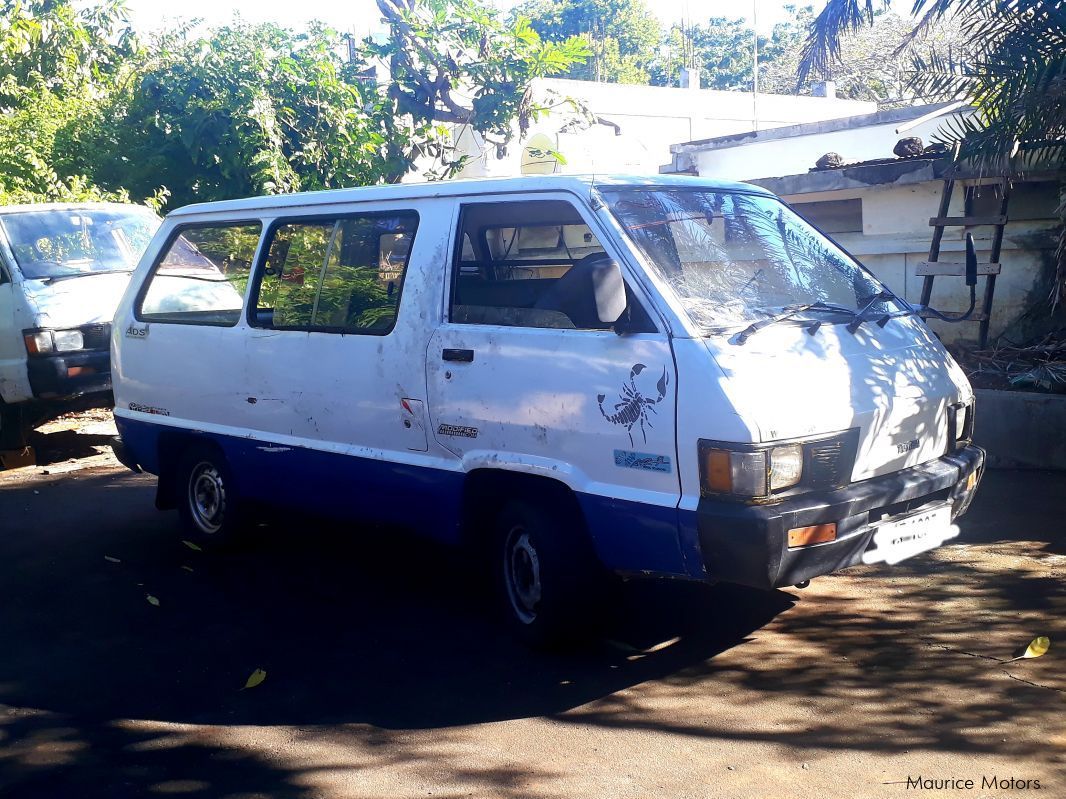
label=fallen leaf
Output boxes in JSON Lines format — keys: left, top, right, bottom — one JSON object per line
{"left": 104, "top": 556, "right": 121, "bottom": 563}
{"left": 145, "top": 594, "right": 160, "bottom": 607}
{"left": 1021, "top": 636, "right": 1051, "bottom": 660}
{"left": 242, "top": 668, "right": 267, "bottom": 690}
{"left": 182, "top": 540, "right": 203, "bottom": 552}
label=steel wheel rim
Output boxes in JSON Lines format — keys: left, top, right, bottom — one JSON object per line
{"left": 188, "top": 461, "right": 225, "bottom": 534}
{"left": 504, "top": 526, "right": 542, "bottom": 625}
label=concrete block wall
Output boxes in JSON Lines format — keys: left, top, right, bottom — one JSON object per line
{"left": 974, "top": 389, "right": 1066, "bottom": 470}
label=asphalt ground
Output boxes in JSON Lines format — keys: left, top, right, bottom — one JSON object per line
{"left": 0, "top": 417, "right": 1063, "bottom": 798}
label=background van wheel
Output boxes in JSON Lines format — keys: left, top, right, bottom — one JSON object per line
{"left": 0, "top": 404, "right": 32, "bottom": 450}
{"left": 176, "top": 443, "right": 245, "bottom": 544}
{"left": 495, "top": 497, "right": 600, "bottom": 649}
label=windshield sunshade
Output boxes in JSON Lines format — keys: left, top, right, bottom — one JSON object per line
{"left": 604, "top": 188, "right": 902, "bottom": 334}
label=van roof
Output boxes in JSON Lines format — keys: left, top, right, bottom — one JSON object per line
{"left": 166, "top": 174, "right": 776, "bottom": 218}
{"left": 0, "top": 201, "right": 155, "bottom": 216}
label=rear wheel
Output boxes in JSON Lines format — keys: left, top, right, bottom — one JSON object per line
{"left": 495, "top": 497, "right": 600, "bottom": 648}
{"left": 176, "top": 443, "right": 245, "bottom": 543}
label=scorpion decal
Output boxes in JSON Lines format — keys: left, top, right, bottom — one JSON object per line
{"left": 597, "top": 363, "right": 670, "bottom": 446}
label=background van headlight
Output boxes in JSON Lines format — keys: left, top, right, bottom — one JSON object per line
{"left": 52, "top": 329, "right": 85, "bottom": 352}
{"left": 23, "top": 328, "right": 87, "bottom": 355}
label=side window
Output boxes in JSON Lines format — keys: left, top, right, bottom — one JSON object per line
{"left": 251, "top": 212, "right": 418, "bottom": 334}
{"left": 254, "top": 221, "right": 334, "bottom": 329}
{"left": 451, "top": 200, "right": 655, "bottom": 332}
{"left": 139, "top": 223, "right": 261, "bottom": 326}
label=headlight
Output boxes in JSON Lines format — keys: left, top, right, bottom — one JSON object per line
{"left": 52, "top": 329, "right": 85, "bottom": 352}
{"left": 950, "top": 400, "right": 975, "bottom": 445}
{"left": 769, "top": 444, "right": 803, "bottom": 490}
{"left": 22, "top": 328, "right": 88, "bottom": 356}
{"left": 699, "top": 432, "right": 857, "bottom": 501}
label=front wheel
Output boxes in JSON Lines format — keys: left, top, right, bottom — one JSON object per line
{"left": 176, "top": 443, "right": 245, "bottom": 544}
{"left": 495, "top": 498, "right": 600, "bottom": 648}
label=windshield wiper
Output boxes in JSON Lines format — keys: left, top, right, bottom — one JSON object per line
{"left": 732, "top": 302, "right": 855, "bottom": 345}
{"left": 31, "top": 268, "right": 132, "bottom": 284}
{"left": 844, "top": 290, "right": 898, "bottom": 333}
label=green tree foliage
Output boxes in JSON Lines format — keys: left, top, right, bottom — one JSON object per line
{"left": 760, "top": 8, "right": 966, "bottom": 105}
{"left": 2, "top": 0, "right": 588, "bottom": 208}
{"left": 799, "top": 0, "right": 1064, "bottom": 162}
{"left": 0, "top": 0, "right": 134, "bottom": 203}
{"left": 515, "top": 0, "right": 660, "bottom": 83}
{"left": 649, "top": 5, "right": 960, "bottom": 102}
{"left": 81, "top": 20, "right": 392, "bottom": 207}
{"left": 799, "top": 0, "right": 1065, "bottom": 302}
{"left": 0, "top": 0, "right": 134, "bottom": 104}
{"left": 651, "top": 18, "right": 763, "bottom": 91}
{"left": 371, "top": 0, "right": 589, "bottom": 177}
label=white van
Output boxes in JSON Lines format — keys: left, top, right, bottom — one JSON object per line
{"left": 0, "top": 203, "right": 159, "bottom": 449}
{"left": 110, "top": 176, "right": 983, "bottom": 644}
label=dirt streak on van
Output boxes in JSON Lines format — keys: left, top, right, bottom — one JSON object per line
{"left": 109, "top": 175, "right": 983, "bottom": 647}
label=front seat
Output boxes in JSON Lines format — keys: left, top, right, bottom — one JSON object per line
{"left": 534, "top": 252, "right": 614, "bottom": 329}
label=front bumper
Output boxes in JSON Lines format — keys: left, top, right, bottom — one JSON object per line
{"left": 696, "top": 445, "right": 984, "bottom": 589}
{"left": 27, "top": 350, "right": 112, "bottom": 400}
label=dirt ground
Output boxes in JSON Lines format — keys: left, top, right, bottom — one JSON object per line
{"left": 0, "top": 412, "right": 1063, "bottom": 798}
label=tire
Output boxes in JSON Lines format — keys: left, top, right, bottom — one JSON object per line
{"left": 0, "top": 404, "right": 31, "bottom": 450}
{"left": 175, "top": 443, "right": 245, "bottom": 544}
{"left": 494, "top": 497, "right": 600, "bottom": 648}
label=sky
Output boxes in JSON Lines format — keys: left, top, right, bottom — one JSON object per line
{"left": 122, "top": 0, "right": 858, "bottom": 37}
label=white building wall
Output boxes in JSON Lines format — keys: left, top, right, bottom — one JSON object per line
{"left": 449, "top": 78, "right": 875, "bottom": 179}
{"left": 671, "top": 105, "right": 1060, "bottom": 346}
{"left": 774, "top": 182, "right": 1058, "bottom": 345}
{"left": 690, "top": 116, "right": 958, "bottom": 182}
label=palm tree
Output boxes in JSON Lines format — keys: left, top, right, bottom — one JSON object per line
{"left": 798, "top": 0, "right": 1065, "bottom": 304}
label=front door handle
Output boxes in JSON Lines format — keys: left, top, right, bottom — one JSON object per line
{"left": 442, "top": 348, "right": 474, "bottom": 363}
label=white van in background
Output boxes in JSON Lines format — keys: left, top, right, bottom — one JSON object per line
{"left": 0, "top": 203, "right": 159, "bottom": 449}
{"left": 110, "top": 175, "right": 984, "bottom": 645}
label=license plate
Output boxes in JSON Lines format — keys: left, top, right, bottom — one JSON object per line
{"left": 861, "top": 503, "right": 957, "bottom": 566}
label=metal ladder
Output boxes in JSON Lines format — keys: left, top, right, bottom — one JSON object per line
{"left": 917, "top": 176, "right": 1010, "bottom": 348}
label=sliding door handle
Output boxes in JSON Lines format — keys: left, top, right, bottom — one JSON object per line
{"left": 442, "top": 348, "right": 474, "bottom": 363}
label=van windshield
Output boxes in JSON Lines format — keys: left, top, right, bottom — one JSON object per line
{"left": 1, "top": 207, "right": 159, "bottom": 281}
{"left": 604, "top": 188, "right": 902, "bottom": 333}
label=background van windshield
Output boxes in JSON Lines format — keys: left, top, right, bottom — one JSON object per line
{"left": 604, "top": 189, "right": 898, "bottom": 333}
{"left": 1, "top": 207, "right": 159, "bottom": 280}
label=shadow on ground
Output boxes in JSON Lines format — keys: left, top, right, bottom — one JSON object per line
{"left": 0, "top": 467, "right": 791, "bottom": 796}
{"left": 26, "top": 429, "right": 116, "bottom": 467}
{"left": 0, "top": 463, "right": 1062, "bottom": 797}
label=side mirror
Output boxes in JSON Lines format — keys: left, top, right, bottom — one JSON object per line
{"left": 591, "top": 258, "right": 627, "bottom": 325}
{"left": 965, "top": 232, "right": 977, "bottom": 287}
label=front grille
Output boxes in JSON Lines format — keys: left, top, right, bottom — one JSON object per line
{"left": 807, "top": 439, "right": 846, "bottom": 488}
{"left": 81, "top": 323, "right": 111, "bottom": 351}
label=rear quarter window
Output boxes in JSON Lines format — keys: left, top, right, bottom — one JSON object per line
{"left": 138, "top": 222, "right": 262, "bottom": 326}
{"left": 249, "top": 211, "right": 419, "bottom": 335}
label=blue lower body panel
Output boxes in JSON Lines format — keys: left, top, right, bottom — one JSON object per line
{"left": 115, "top": 416, "right": 692, "bottom": 577}
{"left": 115, "top": 416, "right": 467, "bottom": 543}
{"left": 577, "top": 494, "right": 689, "bottom": 577}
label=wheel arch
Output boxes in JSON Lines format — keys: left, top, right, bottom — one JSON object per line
{"left": 459, "top": 467, "right": 592, "bottom": 555}
{"left": 155, "top": 430, "right": 223, "bottom": 511}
